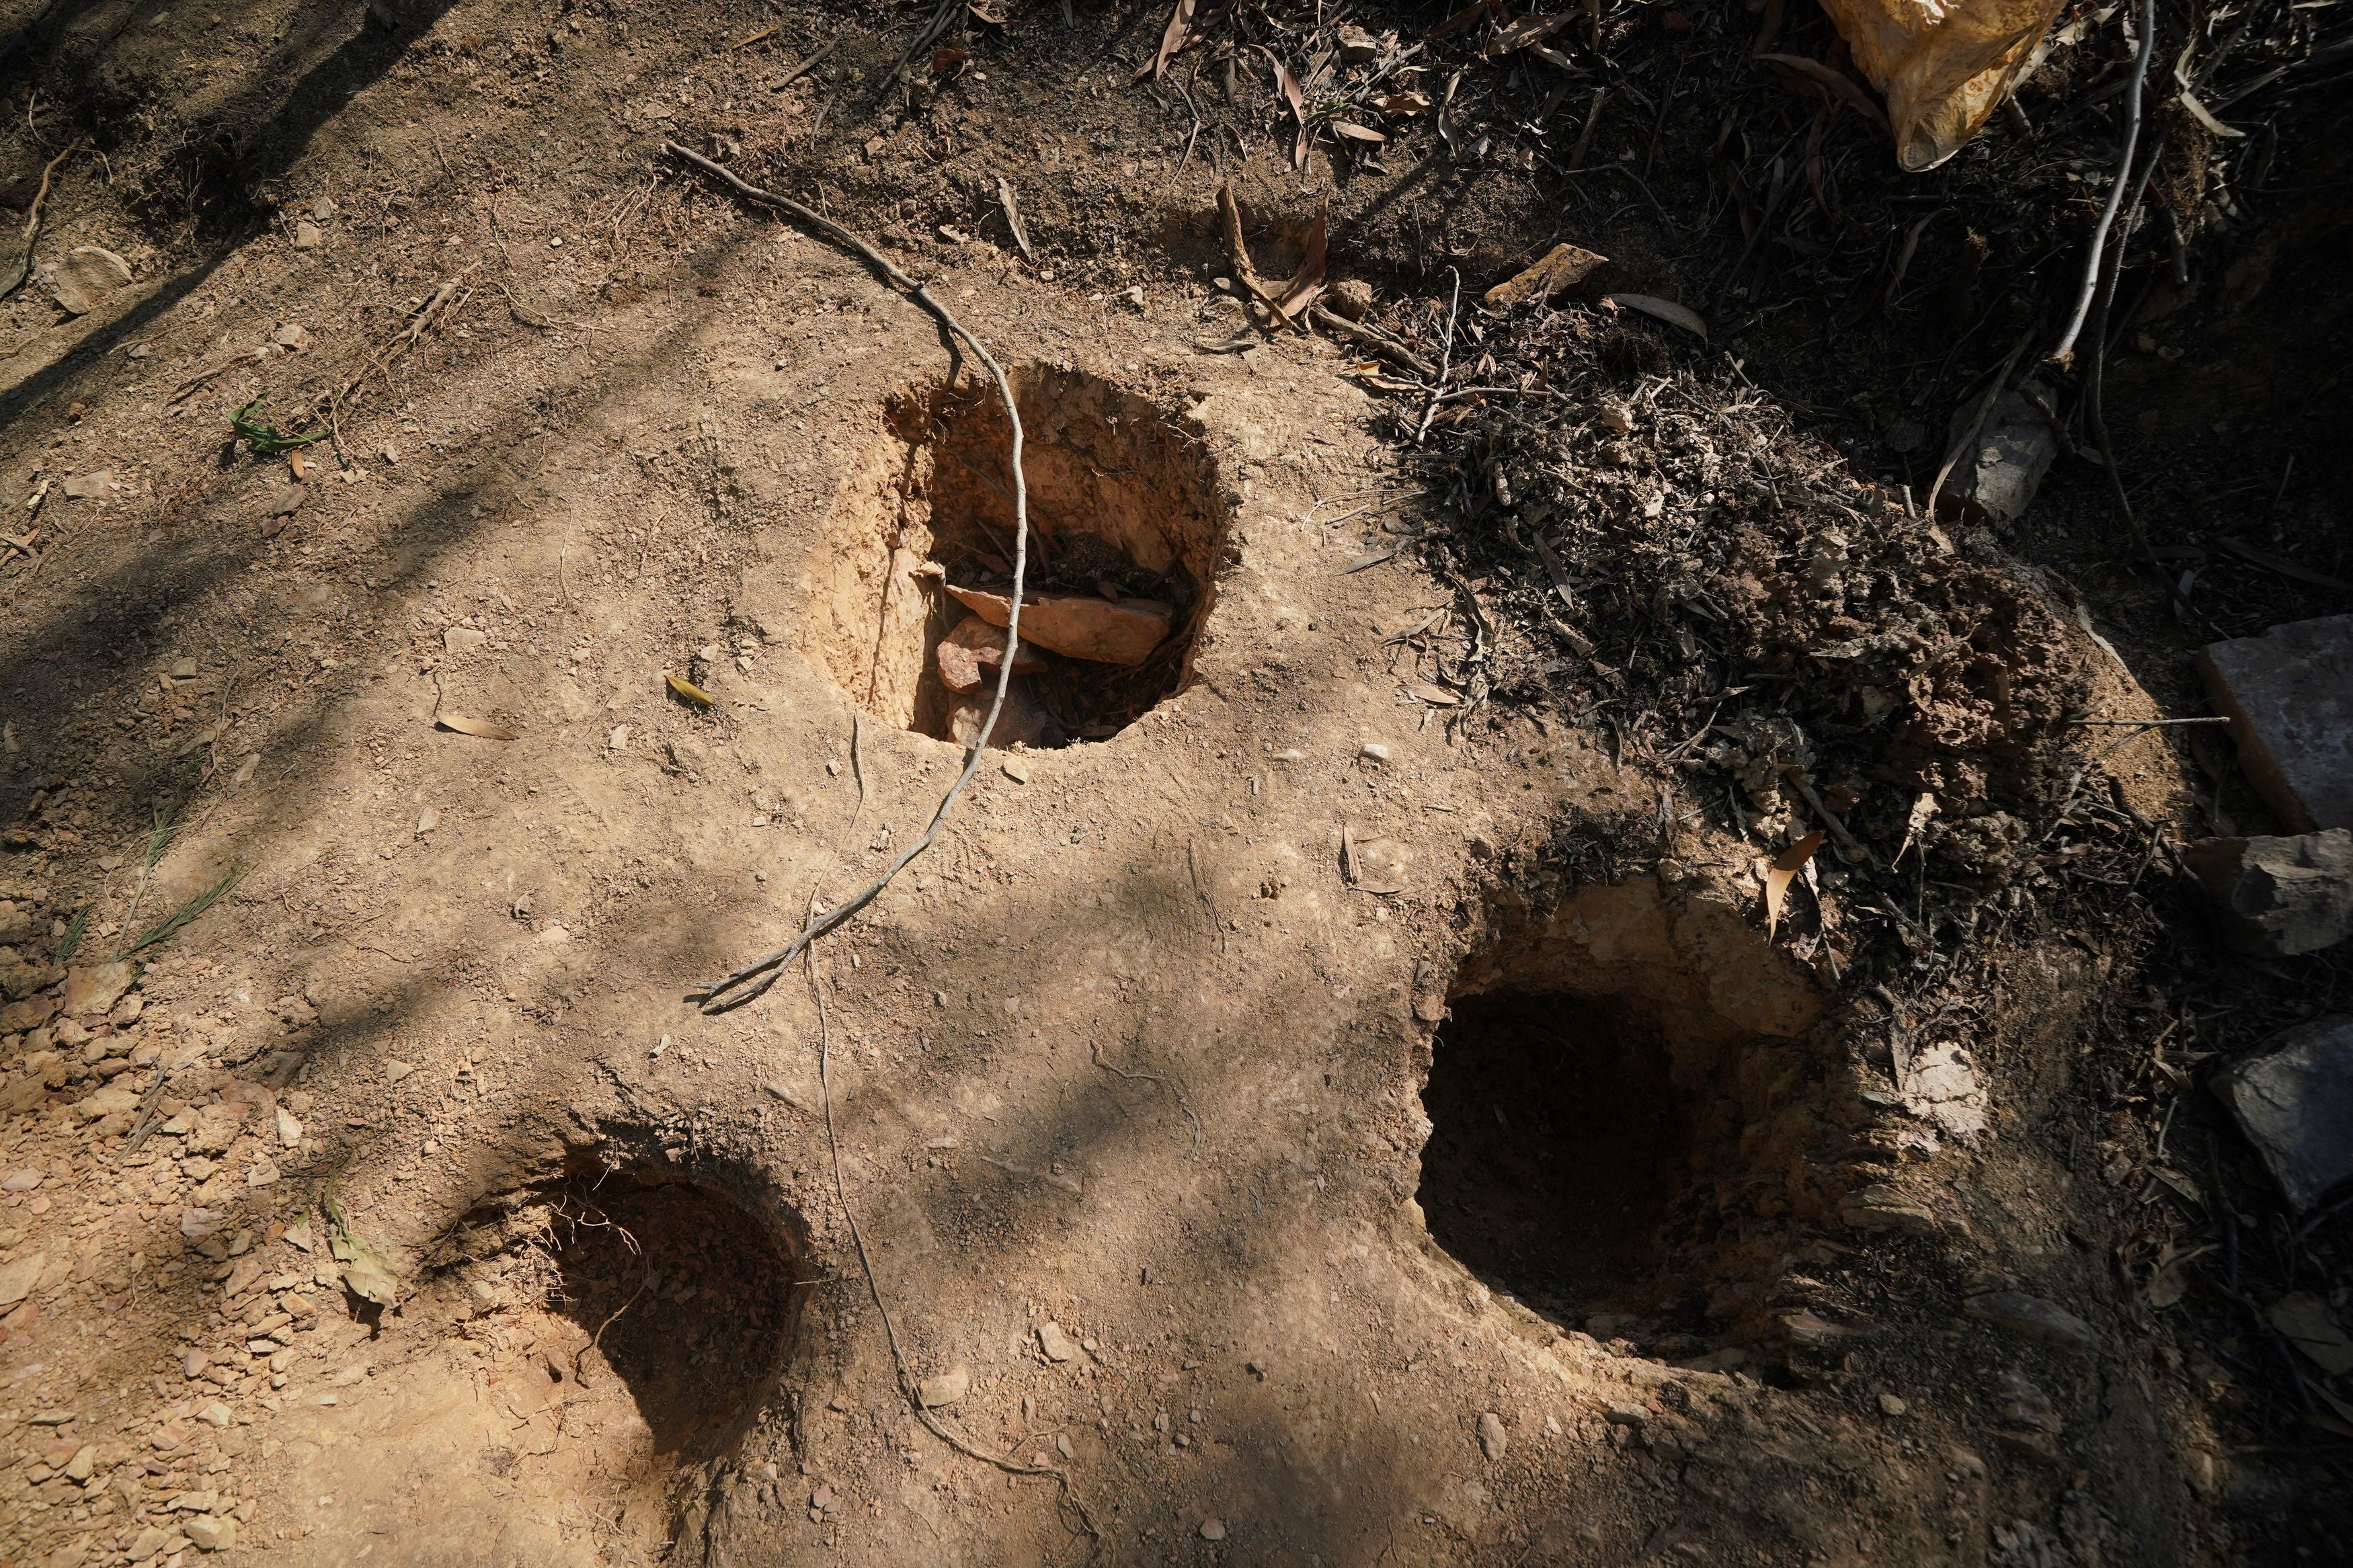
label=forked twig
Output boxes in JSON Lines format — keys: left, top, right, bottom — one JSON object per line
{"left": 2050, "top": 0, "right": 2156, "bottom": 365}
{"left": 667, "top": 142, "right": 1037, "bottom": 1013}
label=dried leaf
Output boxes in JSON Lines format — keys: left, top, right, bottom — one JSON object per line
{"left": 1329, "top": 121, "right": 1387, "bottom": 143}
{"left": 1428, "top": 0, "right": 1504, "bottom": 41}
{"left": 2177, "top": 89, "right": 2243, "bottom": 138}
{"left": 1605, "top": 292, "right": 1710, "bottom": 339}
{"left": 1376, "top": 91, "right": 1434, "bottom": 115}
{"left": 1260, "top": 48, "right": 1310, "bottom": 168}
{"left": 931, "top": 46, "right": 969, "bottom": 76}
{"left": 435, "top": 714, "right": 518, "bottom": 740}
{"left": 1406, "top": 680, "right": 1460, "bottom": 706}
{"left": 1892, "top": 790, "right": 1938, "bottom": 867}
{"left": 1272, "top": 206, "right": 1328, "bottom": 323}
{"left": 665, "top": 672, "right": 715, "bottom": 707}
{"left": 1763, "top": 831, "right": 1823, "bottom": 939}
{"left": 1340, "top": 819, "right": 1361, "bottom": 884}
{"left": 1755, "top": 52, "right": 1890, "bottom": 129}
{"left": 1140, "top": 0, "right": 1197, "bottom": 81}
{"left": 1341, "top": 546, "right": 1400, "bottom": 573}
{"left": 1484, "top": 13, "right": 1573, "bottom": 56}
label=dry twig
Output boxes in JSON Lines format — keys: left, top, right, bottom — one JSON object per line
{"left": 668, "top": 142, "right": 1038, "bottom": 1012}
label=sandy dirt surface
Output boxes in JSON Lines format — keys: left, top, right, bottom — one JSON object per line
{"left": 0, "top": 1, "right": 2347, "bottom": 1565}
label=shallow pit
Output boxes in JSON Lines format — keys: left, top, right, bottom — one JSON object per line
{"left": 802, "top": 364, "right": 1229, "bottom": 746}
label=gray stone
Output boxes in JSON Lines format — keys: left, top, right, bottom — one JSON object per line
{"left": 2214, "top": 1014, "right": 2353, "bottom": 1212}
{"left": 1036, "top": 1321, "right": 1075, "bottom": 1363}
{"left": 2185, "top": 831, "right": 2353, "bottom": 956}
{"left": 1478, "top": 1410, "right": 1508, "bottom": 1460}
{"left": 1962, "top": 1290, "right": 2098, "bottom": 1354}
{"left": 1940, "top": 380, "right": 2059, "bottom": 529}
{"left": 2200, "top": 614, "right": 2353, "bottom": 833}
{"left": 44, "top": 245, "right": 133, "bottom": 315}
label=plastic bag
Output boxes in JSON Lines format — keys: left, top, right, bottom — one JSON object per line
{"left": 1819, "top": 0, "right": 2067, "bottom": 171}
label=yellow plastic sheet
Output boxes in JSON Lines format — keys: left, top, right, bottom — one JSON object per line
{"left": 1821, "top": 0, "right": 2067, "bottom": 170}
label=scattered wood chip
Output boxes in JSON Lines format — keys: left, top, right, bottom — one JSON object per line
{"left": 666, "top": 672, "right": 715, "bottom": 707}
{"left": 1764, "top": 831, "right": 1823, "bottom": 939}
{"left": 1377, "top": 91, "right": 1434, "bottom": 115}
{"left": 1484, "top": 243, "right": 1607, "bottom": 308}
{"left": 1605, "top": 292, "right": 1709, "bottom": 339}
{"left": 434, "top": 714, "right": 518, "bottom": 740}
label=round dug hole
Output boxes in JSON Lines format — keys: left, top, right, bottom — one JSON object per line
{"left": 802, "top": 364, "right": 1229, "bottom": 747}
{"left": 440, "top": 1173, "right": 805, "bottom": 1474}
{"left": 1418, "top": 992, "right": 1686, "bottom": 1320}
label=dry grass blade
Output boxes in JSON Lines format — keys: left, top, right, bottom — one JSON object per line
{"left": 665, "top": 672, "right": 715, "bottom": 707}
{"left": 994, "top": 175, "right": 1035, "bottom": 261}
{"left": 1606, "top": 292, "right": 1709, "bottom": 338}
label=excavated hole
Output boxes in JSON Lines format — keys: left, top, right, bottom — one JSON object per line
{"left": 1419, "top": 992, "right": 1689, "bottom": 1319}
{"left": 803, "top": 364, "right": 1228, "bottom": 745}
{"left": 437, "top": 1173, "right": 806, "bottom": 1472}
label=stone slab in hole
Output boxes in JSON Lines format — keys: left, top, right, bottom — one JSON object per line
{"left": 947, "top": 583, "right": 1173, "bottom": 666}
{"left": 946, "top": 682, "right": 1059, "bottom": 750}
{"left": 935, "top": 614, "right": 1046, "bottom": 693}
{"left": 2213, "top": 1012, "right": 2353, "bottom": 1212}
{"left": 1940, "top": 379, "right": 2059, "bottom": 530}
{"left": 2183, "top": 829, "right": 2353, "bottom": 957}
{"left": 2200, "top": 613, "right": 2353, "bottom": 833}
{"left": 44, "top": 245, "right": 133, "bottom": 315}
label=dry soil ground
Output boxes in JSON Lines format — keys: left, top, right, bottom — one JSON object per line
{"left": 0, "top": 1, "right": 2347, "bottom": 1566}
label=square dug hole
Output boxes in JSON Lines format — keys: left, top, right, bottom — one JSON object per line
{"left": 801, "top": 365, "right": 1231, "bottom": 746}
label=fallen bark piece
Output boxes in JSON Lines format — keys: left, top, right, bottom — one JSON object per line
{"left": 935, "top": 614, "right": 1048, "bottom": 692}
{"left": 2183, "top": 830, "right": 2353, "bottom": 958}
{"left": 2212, "top": 1013, "right": 2353, "bottom": 1213}
{"left": 1964, "top": 1290, "right": 2099, "bottom": 1354}
{"left": 947, "top": 682, "right": 1060, "bottom": 750}
{"left": 1483, "top": 243, "right": 1605, "bottom": 308}
{"left": 2200, "top": 614, "right": 2352, "bottom": 833}
{"left": 946, "top": 584, "right": 1173, "bottom": 665}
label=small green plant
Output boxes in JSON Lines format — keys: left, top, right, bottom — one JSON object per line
{"left": 124, "top": 862, "right": 241, "bottom": 955}
{"left": 56, "top": 903, "right": 90, "bottom": 962}
{"left": 146, "top": 782, "right": 192, "bottom": 870}
{"left": 231, "top": 392, "right": 329, "bottom": 455}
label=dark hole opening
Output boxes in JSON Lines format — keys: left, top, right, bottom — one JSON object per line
{"left": 1417, "top": 992, "right": 1684, "bottom": 1319}
{"left": 541, "top": 1178, "right": 801, "bottom": 1463}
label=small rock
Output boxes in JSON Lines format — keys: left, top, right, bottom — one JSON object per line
{"left": 810, "top": 1483, "right": 836, "bottom": 1511}
{"left": 2184, "top": 829, "right": 2352, "bottom": 958}
{"left": 182, "top": 1350, "right": 210, "bottom": 1378}
{"left": 196, "top": 1399, "right": 234, "bottom": 1428}
{"left": 1478, "top": 1410, "right": 1508, "bottom": 1460}
{"left": 384, "top": 1060, "right": 414, "bottom": 1083}
{"left": 2200, "top": 614, "right": 2352, "bottom": 833}
{"left": 1997, "top": 1368, "right": 2060, "bottom": 1432}
{"left": 292, "top": 220, "right": 324, "bottom": 249}
{"left": 1601, "top": 1401, "right": 1648, "bottom": 1426}
{"left": 62, "top": 470, "right": 115, "bottom": 500}
{"left": 1964, "top": 1290, "right": 2099, "bottom": 1354}
{"left": 1938, "top": 378, "right": 2059, "bottom": 529}
{"left": 128, "top": 1526, "right": 171, "bottom": 1561}
{"left": 1002, "top": 756, "right": 1031, "bottom": 784}
{"left": 1839, "top": 1182, "right": 1940, "bottom": 1237}
{"left": 1199, "top": 1518, "right": 1228, "bottom": 1542}
{"left": 62, "top": 960, "right": 137, "bottom": 1016}
{"left": 0, "top": 1251, "right": 45, "bottom": 1307}
{"left": 936, "top": 613, "right": 1048, "bottom": 693}
{"left": 1360, "top": 742, "right": 1392, "bottom": 763}
{"left": 918, "top": 1366, "right": 970, "bottom": 1407}
{"left": 2268, "top": 1290, "right": 2353, "bottom": 1376}
{"left": 1336, "top": 23, "right": 1380, "bottom": 60}
{"left": 1325, "top": 278, "right": 1375, "bottom": 320}
{"left": 414, "top": 807, "right": 440, "bottom": 838}
{"left": 61, "top": 1443, "right": 95, "bottom": 1481}
{"left": 2214, "top": 1013, "right": 2353, "bottom": 1212}
{"left": 45, "top": 245, "right": 134, "bottom": 315}
{"left": 272, "top": 323, "right": 312, "bottom": 350}
{"left": 1877, "top": 1393, "right": 1909, "bottom": 1417}
{"left": 184, "top": 1515, "right": 237, "bottom": 1551}
{"left": 1037, "top": 1321, "right": 1076, "bottom": 1362}
{"left": 1, "top": 1168, "right": 42, "bottom": 1192}
{"left": 947, "top": 684, "right": 1060, "bottom": 750}
{"left": 173, "top": 1489, "right": 219, "bottom": 1512}
{"left": 443, "top": 626, "right": 487, "bottom": 655}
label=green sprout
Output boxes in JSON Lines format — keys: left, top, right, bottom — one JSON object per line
{"left": 231, "top": 392, "right": 330, "bottom": 456}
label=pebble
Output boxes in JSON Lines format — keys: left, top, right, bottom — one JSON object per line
{"left": 384, "top": 1061, "right": 413, "bottom": 1083}
{"left": 292, "top": 220, "right": 323, "bottom": 249}
{"left": 918, "top": 1366, "right": 970, "bottom": 1407}
{"left": 1878, "top": 1393, "right": 1909, "bottom": 1417}
{"left": 1601, "top": 1401, "right": 1648, "bottom": 1426}
{"left": 1964, "top": 1290, "right": 2099, "bottom": 1354}
{"left": 1037, "top": 1321, "right": 1076, "bottom": 1363}
{"left": 1478, "top": 1410, "right": 1508, "bottom": 1460}
{"left": 1359, "top": 743, "right": 1392, "bottom": 762}
{"left": 1, "top": 1169, "right": 42, "bottom": 1192}
{"left": 271, "top": 323, "right": 312, "bottom": 350}
{"left": 1199, "top": 1518, "right": 1227, "bottom": 1542}
{"left": 196, "top": 1400, "right": 233, "bottom": 1428}
{"left": 185, "top": 1515, "right": 237, "bottom": 1551}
